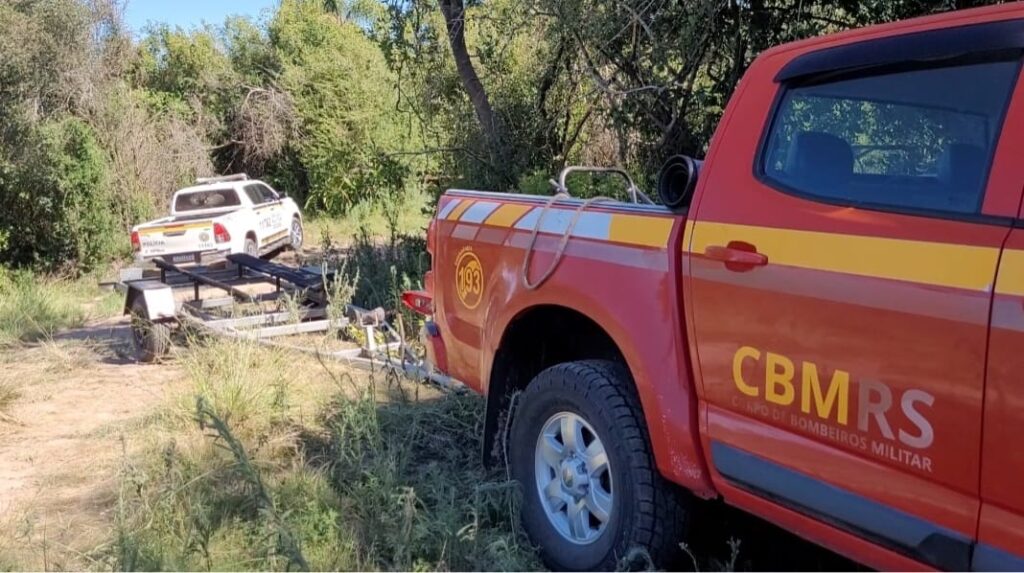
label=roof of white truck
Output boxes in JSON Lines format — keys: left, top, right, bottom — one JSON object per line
{"left": 174, "top": 174, "right": 264, "bottom": 196}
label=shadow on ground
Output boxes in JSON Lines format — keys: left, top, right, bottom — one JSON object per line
{"left": 52, "top": 321, "right": 136, "bottom": 364}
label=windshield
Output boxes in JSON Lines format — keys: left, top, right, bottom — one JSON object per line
{"left": 174, "top": 188, "right": 241, "bottom": 212}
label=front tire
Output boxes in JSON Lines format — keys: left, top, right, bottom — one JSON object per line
{"left": 289, "top": 216, "right": 304, "bottom": 251}
{"left": 509, "top": 360, "right": 689, "bottom": 571}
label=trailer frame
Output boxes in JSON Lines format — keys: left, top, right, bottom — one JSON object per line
{"left": 116, "top": 254, "right": 460, "bottom": 391}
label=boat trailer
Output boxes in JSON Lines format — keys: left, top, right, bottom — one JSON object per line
{"left": 116, "top": 254, "right": 459, "bottom": 390}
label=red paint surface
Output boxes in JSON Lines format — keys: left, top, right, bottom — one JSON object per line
{"left": 415, "top": 4, "right": 1024, "bottom": 570}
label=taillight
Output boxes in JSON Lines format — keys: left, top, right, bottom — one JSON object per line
{"left": 130, "top": 230, "right": 140, "bottom": 252}
{"left": 213, "top": 223, "right": 231, "bottom": 244}
{"left": 402, "top": 290, "right": 433, "bottom": 315}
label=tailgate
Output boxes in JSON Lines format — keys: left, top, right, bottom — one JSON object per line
{"left": 137, "top": 220, "right": 216, "bottom": 258}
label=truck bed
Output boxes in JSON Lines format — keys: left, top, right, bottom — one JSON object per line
{"left": 428, "top": 189, "right": 708, "bottom": 494}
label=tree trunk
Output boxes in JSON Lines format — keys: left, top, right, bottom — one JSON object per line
{"left": 437, "top": 0, "right": 506, "bottom": 159}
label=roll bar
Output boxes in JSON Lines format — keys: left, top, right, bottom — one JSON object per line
{"left": 551, "top": 166, "right": 654, "bottom": 204}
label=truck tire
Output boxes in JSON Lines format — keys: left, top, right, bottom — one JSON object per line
{"left": 129, "top": 298, "right": 171, "bottom": 363}
{"left": 244, "top": 236, "right": 258, "bottom": 257}
{"left": 509, "top": 360, "right": 689, "bottom": 571}
{"left": 289, "top": 216, "right": 304, "bottom": 251}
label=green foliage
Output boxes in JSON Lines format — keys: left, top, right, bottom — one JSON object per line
{"left": 109, "top": 339, "right": 539, "bottom": 571}
{"left": 0, "top": 267, "right": 118, "bottom": 346}
{"left": 0, "top": 0, "right": 93, "bottom": 119}
{"left": 0, "top": 116, "right": 123, "bottom": 271}
{"left": 271, "top": 0, "right": 423, "bottom": 214}
{"left": 0, "top": 0, "right": 213, "bottom": 272}
{"left": 223, "top": 16, "right": 280, "bottom": 84}
{"left": 320, "top": 388, "right": 540, "bottom": 570}
{"left": 141, "top": 25, "right": 236, "bottom": 101}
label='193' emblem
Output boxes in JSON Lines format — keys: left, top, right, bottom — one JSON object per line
{"left": 455, "top": 247, "right": 483, "bottom": 309}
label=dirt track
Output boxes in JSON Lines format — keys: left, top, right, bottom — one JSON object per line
{"left": 0, "top": 319, "right": 182, "bottom": 568}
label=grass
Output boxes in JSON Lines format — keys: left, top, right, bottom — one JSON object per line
{"left": 305, "top": 189, "right": 431, "bottom": 248}
{"left": 104, "top": 337, "right": 541, "bottom": 571}
{"left": 0, "top": 380, "right": 18, "bottom": 416}
{"left": 0, "top": 267, "right": 121, "bottom": 347}
{"left": 0, "top": 267, "right": 122, "bottom": 417}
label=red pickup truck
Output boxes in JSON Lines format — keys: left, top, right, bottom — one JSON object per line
{"left": 404, "top": 4, "right": 1024, "bottom": 571}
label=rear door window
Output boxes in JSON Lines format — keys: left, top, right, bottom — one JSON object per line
{"left": 244, "top": 184, "right": 269, "bottom": 205}
{"left": 174, "top": 189, "right": 241, "bottom": 212}
{"left": 761, "top": 58, "right": 1020, "bottom": 215}
{"left": 257, "top": 184, "right": 279, "bottom": 203}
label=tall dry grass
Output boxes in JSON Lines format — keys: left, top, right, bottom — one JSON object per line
{"left": 106, "top": 337, "right": 540, "bottom": 571}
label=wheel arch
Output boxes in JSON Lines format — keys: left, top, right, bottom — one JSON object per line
{"left": 482, "top": 303, "right": 634, "bottom": 465}
{"left": 244, "top": 230, "right": 259, "bottom": 250}
{"left": 480, "top": 298, "right": 715, "bottom": 497}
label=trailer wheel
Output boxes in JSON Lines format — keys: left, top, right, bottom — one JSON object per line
{"left": 509, "top": 360, "right": 689, "bottom": 571}
{"left": 129, "top": 298, "right": 171, "bottom": 363}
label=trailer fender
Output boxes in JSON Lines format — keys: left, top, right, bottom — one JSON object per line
{"left": 124, "top": 281, "right": 176, "bottom": 320}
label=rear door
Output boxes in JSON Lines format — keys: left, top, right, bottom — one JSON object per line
{"left": 244, "top": 184, "right": 284, "bottom": 244}
{"left": 685, "top": 40, "right": 1022, "bottom": 569}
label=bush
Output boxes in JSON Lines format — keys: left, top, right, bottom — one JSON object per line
{"left": 344, "top": 230, "right": 428, "bottom": 312}
{"left": 0, "top": 116, "right": 125, "bottom": 272}
{"left": 270, "top": 0, "right": 424, "bottom": 214}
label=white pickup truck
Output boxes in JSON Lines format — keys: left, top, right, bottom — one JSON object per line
{"left": 131, "top": 174, "right": 303, "bottom": 265}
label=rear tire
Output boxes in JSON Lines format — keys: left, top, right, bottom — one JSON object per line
{"left": 509, "top": 360, "right": 689, "bottom": 571}
{"left": 244, "top": 236, "right": 258, "bottom": 257}
{"left": 129, "top": 298, "right": 171, "bottom": 363}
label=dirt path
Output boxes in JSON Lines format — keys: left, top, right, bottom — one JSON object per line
{"left": 0, "top": 319, "right": 183, "bottom": 569}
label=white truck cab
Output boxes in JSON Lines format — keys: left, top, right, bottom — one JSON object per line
{"left": 131, "top": 174, "right": 303, "bottom": 265}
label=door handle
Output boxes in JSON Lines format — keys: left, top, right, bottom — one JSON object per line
{"left": 704, "top": 244, "right": 768, "bottom": 267}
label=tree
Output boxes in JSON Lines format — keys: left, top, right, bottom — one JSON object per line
{"left": 437, "top": 0, "right": 507, "bottom": 170}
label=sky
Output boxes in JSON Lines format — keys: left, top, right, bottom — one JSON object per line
{"left": 123, "top": 0, "right": 279, "bottom": 33}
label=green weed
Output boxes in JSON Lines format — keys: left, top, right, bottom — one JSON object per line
{"left": 0, "top": 268, "right": 118, "bottom": 346}
{"left": 105, "top": 337, "right": 539, "bottom": 571}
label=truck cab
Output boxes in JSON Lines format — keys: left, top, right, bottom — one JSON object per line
{"left": 409, "top": 4, "right": 1024, "bottom": 571}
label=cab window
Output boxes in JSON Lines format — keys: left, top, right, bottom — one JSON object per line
{"left": 175, "top": 188, "right": 240, "bottom": 212}
{"left": 761, "top": 58, "right": 1019, "bottom": 215}
{"left": 244, "top": 184, "right": 268, "bottom": 205}
{"left": 256, "top": 184, "right": 279, "bottom": 203}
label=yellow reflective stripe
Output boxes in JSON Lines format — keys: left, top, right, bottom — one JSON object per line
{"left": 446, "top": 199, "right": 475, "bottom": 221}
{"left": 139, "top": 222, "right": 211, "bottom": 235}
{"left": 682, "top": 219, "right": 696, "bottom": 253}
{"left": 690, "top": 221, "right": 998, "bottom": 291}
{"left": 608, "top": 214, "right": 674, "bottom": 248}
{"left": 485, "top": 203, "right": 531, "bottom": 228}
{"left": 266, "top": 229, "right": 289, "bottom": 242}
{"left": 995, "top": 249, "right": 1024, "bottom": 296}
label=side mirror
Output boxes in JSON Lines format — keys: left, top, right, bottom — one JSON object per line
{"left": 657, "top": 155, "right": 701, "bottom": 210}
